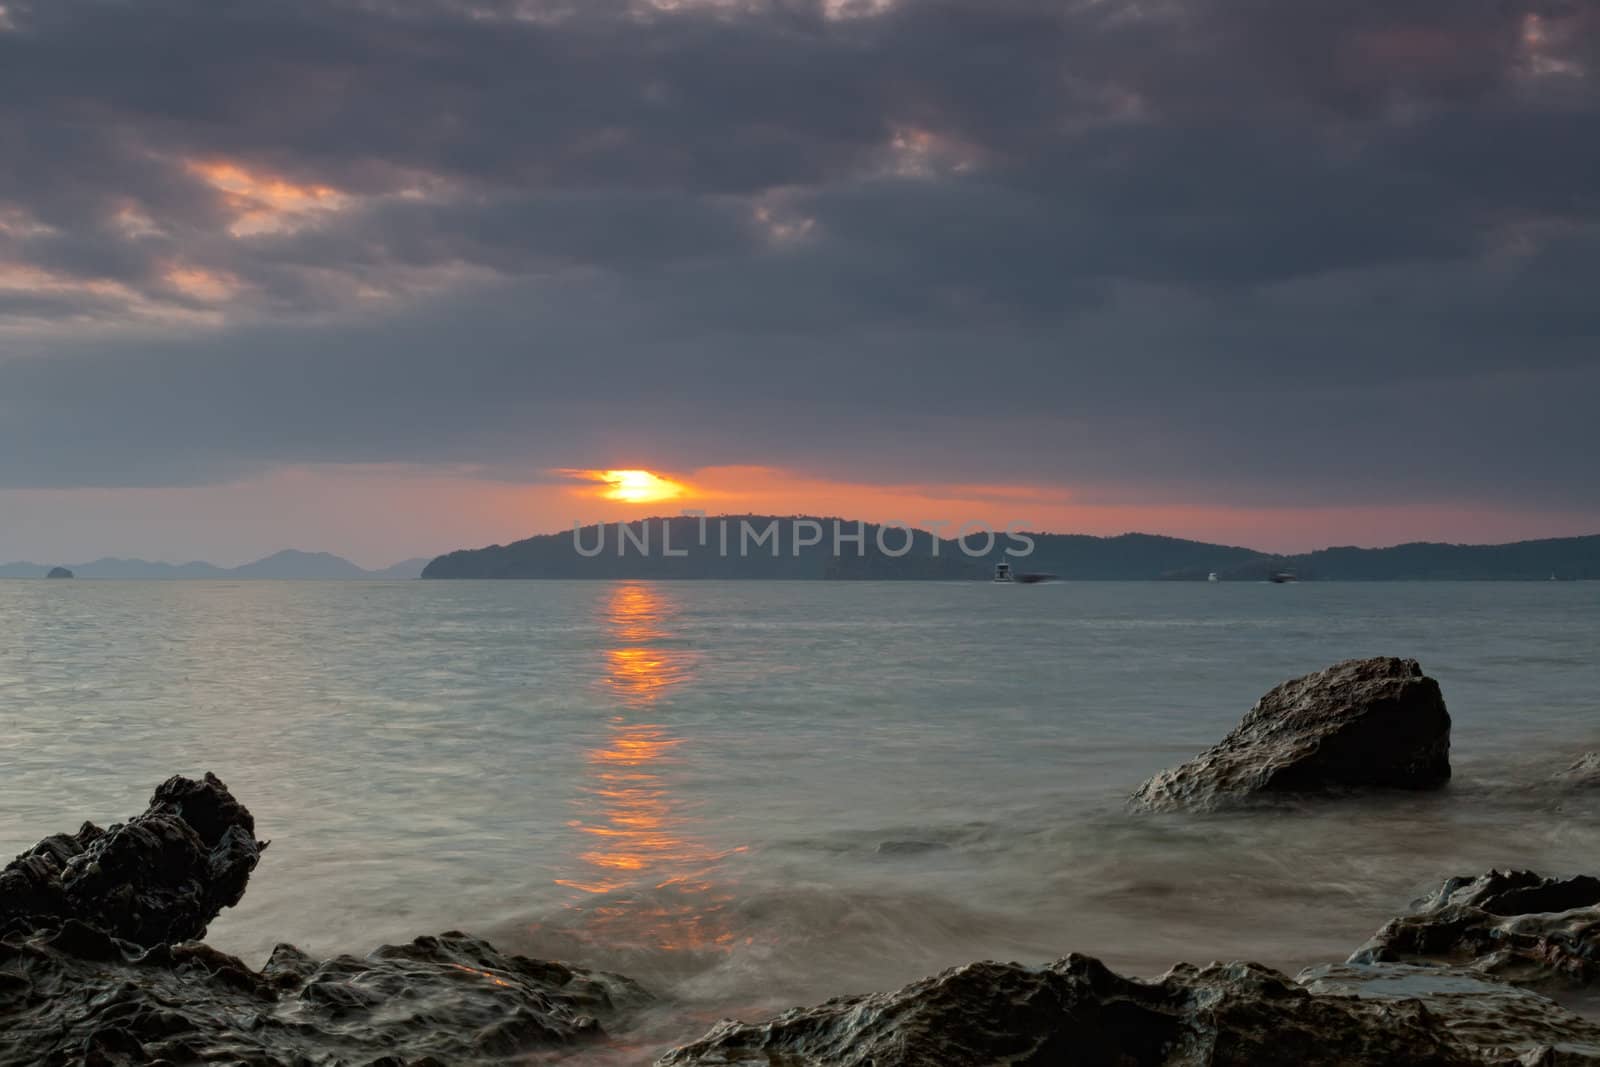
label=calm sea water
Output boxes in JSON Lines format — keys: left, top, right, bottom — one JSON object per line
{"left": 3, "top": 580, "right": 1598, "bottom": 1058}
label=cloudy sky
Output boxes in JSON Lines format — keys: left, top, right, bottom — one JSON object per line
{"left": 1, "top": 0, "right": 1596, "bottom": 565}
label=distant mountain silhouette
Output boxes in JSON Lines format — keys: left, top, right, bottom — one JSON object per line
{"left": 229, "top": 550, "right": 371, "bottom": 579}
{"left": 0, "top": 551, "right": 430, "bottom": 580}
{"left": 0, "top": 558, "right": 228, "bottom": 579}
{"left": 423, "top": 518, "right": 1600, "bottom": 581}
{"left": 1268, "top": 536, "right": 1600, "bottom": 582}
{"left": 1019, "top": 533, "right": 1263, "bottom": 580}
{"left": 367, "top": 557, "right": 434, "bottom": 579}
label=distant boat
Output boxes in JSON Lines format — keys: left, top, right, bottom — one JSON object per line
{"left": 1268, "top": 570, "right": 1299, "bottom": 584}
{"left": 994, "top": 562, "right": 1056, "bottom": 584}
{"left": 1207, "top": 572, "right": 1219, "bottom": 583}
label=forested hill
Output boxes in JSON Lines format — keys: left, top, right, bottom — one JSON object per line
{"left": 423, "top": 519, "right": 1600, "bottom": 580}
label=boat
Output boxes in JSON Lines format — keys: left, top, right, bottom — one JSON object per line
{"left": 1268, "top": 570, "right": 1299, "bottom": 584}
{"left": 1207, "top": 572, "right": 1219, "bottom": 583}
{"left": 994, "top": 562, "right": 1057, "bottom": 584}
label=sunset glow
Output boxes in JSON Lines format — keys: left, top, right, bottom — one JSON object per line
{"left": 8, "top": 462, "right": 1599, "bottom": 567}
{"left": 570, "top": 469, "right": 689, "bottom": 505}
{"left": 549, "top": 584, "right": 744, "bottom": 954}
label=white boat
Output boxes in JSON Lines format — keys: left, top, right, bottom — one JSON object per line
{"left": 1207, "top": 572, "right": 1219, "bottom": 583}
{"left": 993, "top": 562, "right": 1013, "bottom": 583}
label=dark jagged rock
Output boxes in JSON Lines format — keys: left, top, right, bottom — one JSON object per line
{"left": 1350, "top": 870, "right": 1600, "bottom": 990}
{"left": 0, "top": 773, "right": 265, "bottom": 947}
{"left": 657, "top": 952, "right": 1600, "bottom": 1066}
{"left": 0, "top": 775, "right": 652, "bottom": 1063}
{"left": 0, "top": 923, "right": 650, "bottom": 1066}
{"left": 45, "top": 566, "right": 73, "bottom": 579}
{"left": 1131, "top": 657, "right": 1451, "bottom": 811}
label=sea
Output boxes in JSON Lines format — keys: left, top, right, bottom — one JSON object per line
{"left": 3, "top": 579, "right": 1598, "bottom": 1060}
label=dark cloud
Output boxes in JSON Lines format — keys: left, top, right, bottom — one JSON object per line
{"left": 0, "top": 0, "right": 1596, "bottom": 515}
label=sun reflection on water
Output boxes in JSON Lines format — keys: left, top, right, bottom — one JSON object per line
{"left": 551, "top": 583, "right": 743, "bottom": 953}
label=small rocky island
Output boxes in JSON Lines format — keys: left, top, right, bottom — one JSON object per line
{"left": 44, "top": 566, "right": 73, "bottom": 579}
{"left": 4, "top": 660, "right": 1599, "bottom": 1064}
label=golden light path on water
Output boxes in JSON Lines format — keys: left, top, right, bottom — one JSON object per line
{"left": 552, "top": 582, "right": 744, "bottom": 954}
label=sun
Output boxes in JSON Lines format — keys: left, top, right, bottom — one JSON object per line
{"left": 596, "top": 469, "right": 687, "bottom": 504}
{"left": 557, "top": 468, "right": 692, "bottom": 504}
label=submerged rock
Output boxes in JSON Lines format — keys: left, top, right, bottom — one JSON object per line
{"left": 1301, "top": 962, "right": 1600, "bottom": 1063}
{"left": 0, "top": 923, "right": 650, "bottom": 1066}
{"left": 1131, "top": 657, "right": 1451, "bottom": 811}
{"left": 657, "top": 952, "right": 1599, "bottom": 1066}
{"left": 0, "top": 773, "right": 265, "bottom": 947}
{"left": 1350, "top": 869, "right": 1600, "bottom": 990}
{"left": 874, "top": 839, "right": 950, "bottom": 857}
{"left": 1557, "top": 753, "right": 1600, "bottom": 789}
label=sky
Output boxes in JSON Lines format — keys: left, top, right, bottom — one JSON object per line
{"left": 1, "top": 0, "right": 1597, "bottom": 566}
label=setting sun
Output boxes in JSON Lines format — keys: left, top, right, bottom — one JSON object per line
{"left": 584, "top": 469, "right": 687, "bottom": 504}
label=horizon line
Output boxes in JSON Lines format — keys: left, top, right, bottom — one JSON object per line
{"left": 8, "top": 518, "right": 1600, "bottom": 572}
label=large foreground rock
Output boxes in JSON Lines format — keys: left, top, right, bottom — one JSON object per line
{"left": 0, "top": 773, "right": 265, "bottom": 947}
{"left": 1132, "top": 657, "right": 1451, "bottom": 811}
{"left": 0, "top": 922, "right": 649, "bottom": 1066}
{"left": 658, "top": 952, "right": 1600, "bottom": 1066}
{"left": 1351, "top": 869, "right": 1600, "bottom": 990}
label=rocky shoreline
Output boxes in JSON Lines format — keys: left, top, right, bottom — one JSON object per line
{"left": 0, "top": 774, "right": 650, "bottom": 1065}
{"left": 4, "top": 658, "right": 1598, "bottom": 1065}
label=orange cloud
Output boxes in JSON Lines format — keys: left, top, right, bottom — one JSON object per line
{"left": 164, "top": 265, "right": 242, "bottom": 303}
{"left": 0, "top": 262, "right": 225, "bottom": 329}
{"left": 185, "top": 159, "right": 349, "bottom": 236}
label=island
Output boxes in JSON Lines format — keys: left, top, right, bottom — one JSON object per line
{"left": 422, "top": 517, "right": 1600, "bottom": 581}
{"left": 45, "top": 566, "right": 73, "bottom": 579}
